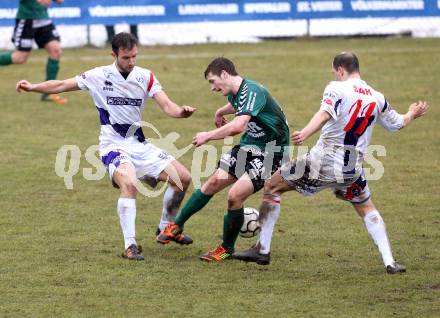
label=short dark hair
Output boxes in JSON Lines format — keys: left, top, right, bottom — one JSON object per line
{"left": 204, "top": 57, "right": 238, "bottom": 78}
{"left": 111, "top": 32, "right": 138, "bottom": 54}
{"left": 333, "top": 52, "right": 360, "bottom": 74}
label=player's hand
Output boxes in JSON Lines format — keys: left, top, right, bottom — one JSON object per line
{"left": 214, "top": 114, "right": 228, "bottom": 128}
{"left": 181, "top": 105, "right": 196, "bottom": 118}
{"left": 37, "top": 0, "right": 53, "bottom": 7}
{"left": 409, "top": 100, "right": 429, "bottom": 119}
{"left": 16, "top": 80, "right": 35, "bottom": 93}
{"left": 192, "top": 132, "right": 210, "bottom": 147}
{"left": 291, "top": 130, "right": 305, "bottom": 145}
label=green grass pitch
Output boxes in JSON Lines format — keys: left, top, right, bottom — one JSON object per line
{"left": 1, "top": 38, "right": 439, "bottom": 317}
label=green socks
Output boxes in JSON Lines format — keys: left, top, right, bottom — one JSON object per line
{"left": 46, "top": 57, "right": 59, "bottom": 80}
{"left": 0, "top": 54, "right": 60, "bottom": 78}
{"left": 174, "top": 189, "right": 243, "bottom": 253}
{"left": 222, "top": 208, "right": 244, "bottom": 252}
{"left": 175, "top": 189, "right": 213, "bottom": 228}
{"left": 0, "top": 52, "right": 13, "bottom": 65}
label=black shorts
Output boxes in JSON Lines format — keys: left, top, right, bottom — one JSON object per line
{"left": 11, "top": 19, "right": 60, "bottom": 52}
{"left": 218, "top": 145, "right": 285, "bottom": 193}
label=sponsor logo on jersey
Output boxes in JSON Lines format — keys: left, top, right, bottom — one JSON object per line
{"left": 107, "top": 96, "right": 142, "bottom": 107}
{"left": 103, "top": 80, "right": 113, "bottom": 91}
{"left": 246, "top": 122, "right": 266, "bottom": 138}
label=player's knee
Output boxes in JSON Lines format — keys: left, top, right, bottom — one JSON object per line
{"left": 119, "top": 179, "right": 138, "bottom": 197}
{"left": 13, "top": 53, "right": 28, "bottom": 64}
{"left": 202, "top": 178, "right": 221, "bottom": 194}
{"left": 227, "top": 190, "right": 244, "bottom": 209}
{"left": 115, "top": 167, "right": 138, "bottom": 196}
{"left": 49, "top": 46, "right": 62, "bottom": 60}
{"left": 15, "top": 57, "right": 27, "bottom": 64}
{"left": 179, "top": 171, "right": 191, "bottom": 191}
{"left": 263, "top": 179, "right": 278, "bottom": 195}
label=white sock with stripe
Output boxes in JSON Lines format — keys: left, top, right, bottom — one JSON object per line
{"left": 258, "top": 194, "right": 281, "bottom": 255}
{"left": 117, "top": 198, "right": 137, "bottom": 249}
{"left": 363, "top": 210, "right": 395, "bottom": 267}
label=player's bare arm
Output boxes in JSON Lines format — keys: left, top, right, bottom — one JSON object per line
{"left": 292, "top": 110, "right": 331, "bottom": 145}
{"left": 153, "top": 91, "right": 196, "bottom": 118}
{"left": 37, "top": 0, "right": 53, "bottom": 7}
{"left": 193, "top": 114, "right": 250, "bottom": 147}
{"left": 401, "top": 100, "right": 429, "bottom": 128}
{"left": 214, "top": 103, "right": 235, "bottom": 127}
{"left": 38, "top": 0, "right": 63, "bottom": 6}
{"left": 16, "top": 78, "right": 80, "bottom": 94}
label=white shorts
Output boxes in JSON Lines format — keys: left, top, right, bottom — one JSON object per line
{"left": 100, "top": 141, "right": 174, "bottom": 187}
{"left": 279, "top": 153, "right": 370, "bottom": 204}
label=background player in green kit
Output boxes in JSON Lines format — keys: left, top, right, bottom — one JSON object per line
{"left": 157, "top": 57, "right": 290, "bottom": 262}
{"left": 0, "top": 0, "right": 66, "bottom": 104}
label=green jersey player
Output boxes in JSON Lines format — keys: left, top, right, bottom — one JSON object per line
{"left": 157, "top": 57, "right": 290, "bottom": 262}
{"left": 0, "top": 0, "right": 67, "bottom": 104}
{"left": 227, "top": 78, "right": 289, "bottom": 151}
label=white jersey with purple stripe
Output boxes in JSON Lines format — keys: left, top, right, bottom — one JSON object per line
{"left": 310, "top": 77, "right": 404, "bottom": 180}
{"left": 75, "top": 63, "right": 162, "bottom": 155}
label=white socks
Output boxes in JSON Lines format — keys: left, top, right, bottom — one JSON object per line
{"left": 258, "top": 195, "right": 281, "bottom": 255}
{"left": 363, "top": 210, "right": 395, "bottom": 267}
{"left": 117, "top": 198, "right": 137, "bottom": 249}
{"left": 117, "top": 187, "right": 185, "bottom": 249}
{"left": 158, "top": 186, "right": 185, "bottom": 231}
{"left": 257, "top": 200, "right": 395, "bottom": 266}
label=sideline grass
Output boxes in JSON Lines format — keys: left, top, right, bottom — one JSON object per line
{"left": 1, "top": 38, "right": 439, "bottom": 317}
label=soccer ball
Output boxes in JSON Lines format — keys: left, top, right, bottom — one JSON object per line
{"left": 239, "top": 207, "right": 260, "bottom": 238}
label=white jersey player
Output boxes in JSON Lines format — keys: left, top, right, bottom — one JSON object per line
{"left": 233, "top": 52, "right": 428, "bottom": 273}
{"left": 16, "top": 32, "right": 196, "bottom": 260}
{"left": 308, "top": 76, "right": 405, "bottom": 183}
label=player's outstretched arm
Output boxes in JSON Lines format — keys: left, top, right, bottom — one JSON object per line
{"left": 153, "top": 91, "right": 196, "bottom": 118}
{"left": 16, "top": 78, "right": 80, "bottom": 94}
{"left": 292, "top": 110, "right": 331, "bottom": 145}
{"left": 193, "top": 114, "right": 250, "bottom": 147}
{"left": 401, "top": 100, "right": 429, "bottom": 128}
